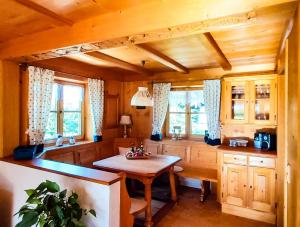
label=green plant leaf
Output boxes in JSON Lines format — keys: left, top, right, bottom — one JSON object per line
{"left": 72, "top": 193, "right": 78, "bottom": 200}
{"left": 27, "top": 197, "right": 42, "bottom": 205}
{"left": 45, "top": 180, "right": 60, "bottom": 193}
{"left": 55, "top": 206, "right": 64, "bottom": 220}
{"left": 68, "top": 196, "right": 77, "bottom": 205}
{"left": 36, "top": 182, "right": 47, "bottom": 191}
{"left": 59, "top": 189, "right": 67, "bottom": 199}
{"left": 16, "top": 211, "right": 39, "bottom": 227}
{"left": 71, "top": 218, "right": 85, "bottom": 227}
{"left": 89, "top": 209, "right": 96, "bottom": 217}
{"left": 25, "top": 189, "right": 35, "bottom": 196}
{"left": 48, "top": 220, "right": 55, "bottom": 227}
{"left": 38, "top": 215, "right": 46, "bottom": 227}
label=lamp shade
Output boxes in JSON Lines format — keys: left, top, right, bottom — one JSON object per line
{"left": 119, "top": 115, "right": 132, "bottom": 125}
{"left": 130, "top": 87, "right": 153, "bottom": 107}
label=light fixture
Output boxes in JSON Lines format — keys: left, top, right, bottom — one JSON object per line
{"left": 119, "top": 115, "right": 132, "bottom": 138}
{"left": 130, "top": 87, "right": 153, "bottom": 109}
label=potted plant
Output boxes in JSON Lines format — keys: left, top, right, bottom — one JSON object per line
{"left": 15, "top": 180, "right": 96, "bottom": 227}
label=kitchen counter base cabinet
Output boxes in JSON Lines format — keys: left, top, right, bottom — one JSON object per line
{"left": 220, "top": 152, "right": 277, "bottom": 224}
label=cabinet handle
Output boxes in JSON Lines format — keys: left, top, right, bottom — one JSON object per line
{"left": 260, "top": 160, "right": 264, "bottom": 163}
{"left": 243, "top": 184, "right": 246, "bottom": 187}
{"left": 250, "top": 185, "right": 253, "bottom": 189}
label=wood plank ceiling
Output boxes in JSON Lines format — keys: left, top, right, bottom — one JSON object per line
{"left": 0, "top": 0, "right": 298, "bottom": 77}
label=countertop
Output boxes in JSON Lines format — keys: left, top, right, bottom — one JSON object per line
{"left": 1, "top": 156, "right": 120, "bottom": 186}
{"left": 217, "top": 145, "right": 277, "bottom": 158}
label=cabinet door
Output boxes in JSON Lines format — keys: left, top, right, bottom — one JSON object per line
{"left": 75, "top": 144, "right": 99, "bottom": 167}
{"left": 248, "top": 167, "right": 276, "bottom": 213}
{"left": 249, "top": 79, "right": 277, "bottom": 125}
{"left": 162, "top": 144, "right": 190, "bottom": 164}
{"left": 46, "top": 151, "right": 75, "bottom": 164}
{"left": 224, "top": 81, "right": 250, "bottom": 124}
{"left": 222, "top": 164, "right": 248, "bottom": 207}
{"left": 144, "top": 141, "right": 162, "bottom": 155}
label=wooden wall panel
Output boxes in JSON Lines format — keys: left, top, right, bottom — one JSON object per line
{"left": 277, "top": 74, "right": 286, "bottom": 227}
{"left": 286, "top": 5, "right": 300, "bottom": 226}
{"left": 122, "top": 81, "right": 153, "bottom": 139}
{"left": 0, "top": 61, "right": 20, "bottom": 157}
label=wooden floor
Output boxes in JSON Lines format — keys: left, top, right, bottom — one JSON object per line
{"left": 156, "top": 187, "right": 275, "bottom": 227}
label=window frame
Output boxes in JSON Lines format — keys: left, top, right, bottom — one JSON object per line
{"left": 45, "top": 80, "right": 85, "bottom": 143}
{"left": 166, "top": 87, "right": 206, "bottom": 140}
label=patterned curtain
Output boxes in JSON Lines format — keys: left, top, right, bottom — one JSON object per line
{"left": 88, "top": 79, "right": 104, "bottom": 136}
{"left": 28, "top": 66, "right": 54, "bottom": 145}
{"left": 204, "top": 80, "right": 221, "bottom": 141}
{"left": 151, "top": 83, "right": 171, "bottom": 140}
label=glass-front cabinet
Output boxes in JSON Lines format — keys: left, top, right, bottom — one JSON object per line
{"left": 250, "top": 79, "right": 276, "bottom": 124}
{"left": 228, "top": 81, "right": 249, "bottom": 123}
{"left": 224, "top": 76, "right": 277, "bottom": 125}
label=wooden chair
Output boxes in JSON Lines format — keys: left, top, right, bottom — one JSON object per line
{"left": 113, "top": 138, "right": 138, "bottom": 155}
{"left": 119, "top": 172, "right": 147, "bottom": 227}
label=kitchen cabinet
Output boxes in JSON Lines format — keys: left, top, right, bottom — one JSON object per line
{"left": 223, "top": 75, "right": 277, "bottom": 125}
{"left": 248, "top": 167, "right": 276, "bottom": 213}
{"left": 222, "top": 164, "right": 247, "bottom": 207}
{"left": 220, "top": 151, "right": 277, "bottom": 224}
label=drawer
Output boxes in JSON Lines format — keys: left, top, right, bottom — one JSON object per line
{"left": 248, "top": 156, "right": 276, "bottom": 168}
{"left": 223, "top": 153, "right": 247, "bottom": 165}
{"left": 162, "top": 144, "right": 189, "bottom": 161}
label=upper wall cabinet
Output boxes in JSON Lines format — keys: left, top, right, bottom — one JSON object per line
{"left": 223, "top": 75, "right": 277, "bottom": 126}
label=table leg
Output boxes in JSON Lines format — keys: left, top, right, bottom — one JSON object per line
{"left": 169, "top": 166, "right": 178, "bottom": 202}
{"left": 144, "top": 179, "right": 153, "bottom": 227}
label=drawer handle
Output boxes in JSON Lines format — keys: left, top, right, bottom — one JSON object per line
{"left": 234, "top": 157, "right": 237, "bottom": 160}
{"left": 260, "top": 160, "right": 264, "bottom": 163}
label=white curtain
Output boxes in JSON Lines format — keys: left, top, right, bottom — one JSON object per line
{"left": 152, "top": 83, "right": 171, "bottom": 135}
{"left": 204, "top": 80, "right": 221, "bottom": 140}
{"left": 88, "top": 79, "right": 104, "bottom": 136}
{"left": 28, "top": 66, "right": 54, "bottom": 145}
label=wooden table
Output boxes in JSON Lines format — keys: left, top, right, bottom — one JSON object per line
{"left": 93, "top": 155, "right": 181, "bottom": 227}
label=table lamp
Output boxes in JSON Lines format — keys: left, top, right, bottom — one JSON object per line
{"left": 120, "top": 115, "right": 132, "bottom": 138}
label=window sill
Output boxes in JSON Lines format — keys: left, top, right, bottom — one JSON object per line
{"left": 44, "top": 140, "right": 94, "bottom": 152}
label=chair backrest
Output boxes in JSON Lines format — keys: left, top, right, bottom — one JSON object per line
{"left": 113, "top": 138, "right": 138, "bottom": 155}
{"left": 118, "top": 172, "right": 134, "bottom": 227}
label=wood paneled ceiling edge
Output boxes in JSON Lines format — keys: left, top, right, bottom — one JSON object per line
{"left": 122, "top": 63, "right": 276, "bottom": 82}
{"left": 13, "top": 0, "right": 74, "bottom": 26}
{"left": 0, "top": 0, "right": 296, "bottom": 60}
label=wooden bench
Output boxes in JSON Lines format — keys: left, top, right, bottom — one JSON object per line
{"left": 119, "top": 172, "right": 147, "bottom": 227}
{"left": 177, "top": 166, "right": 218, "bottom": 202}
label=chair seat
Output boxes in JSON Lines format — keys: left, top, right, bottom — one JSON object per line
{"left": 174, "top": 165, "right": 184, "bottom": 173}
{"left": 130, "top": 198, "right": 147, "bottom": 215}
{"left": 177, "top": 167, "right": 218, "bottom": 182}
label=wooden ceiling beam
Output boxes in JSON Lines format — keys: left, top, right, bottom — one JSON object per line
{"left": 14, "top": 0, "right": 73, "bottom": 26}
{"left": 0, "top": 0, "right": 296, "bottom": 60}
{"left": 199, "top": 33, "right": 232, "bottom": 70}
{"left": 85, "top": 51, "right": 152, "bottom": 76}
{"left": 30, "top": 57, "right": 123, "bottom": 81}
{"left": 133, "top": 44, "right": 189, "bottom": 73}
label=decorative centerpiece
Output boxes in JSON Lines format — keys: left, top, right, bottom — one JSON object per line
{"left": 125, "top": 143, "right": 151, "bottom": 159}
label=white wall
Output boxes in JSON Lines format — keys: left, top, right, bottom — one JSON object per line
{"left": 0, "top": 161, "right": 120, "bottom": 227}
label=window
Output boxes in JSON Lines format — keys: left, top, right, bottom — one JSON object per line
{"left": 45, "top": 82, "right": 84, "bottom": 141}
{"left": 168, "top": 89, "right": 207, "bottom": 138}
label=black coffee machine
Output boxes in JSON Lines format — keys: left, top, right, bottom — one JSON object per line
{"left": 254, "top": 132, "right": 276, "bottom": 151}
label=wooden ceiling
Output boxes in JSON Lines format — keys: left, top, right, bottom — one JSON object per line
{"left": 0, "top": 0, "right": 298, "bottom": 79}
